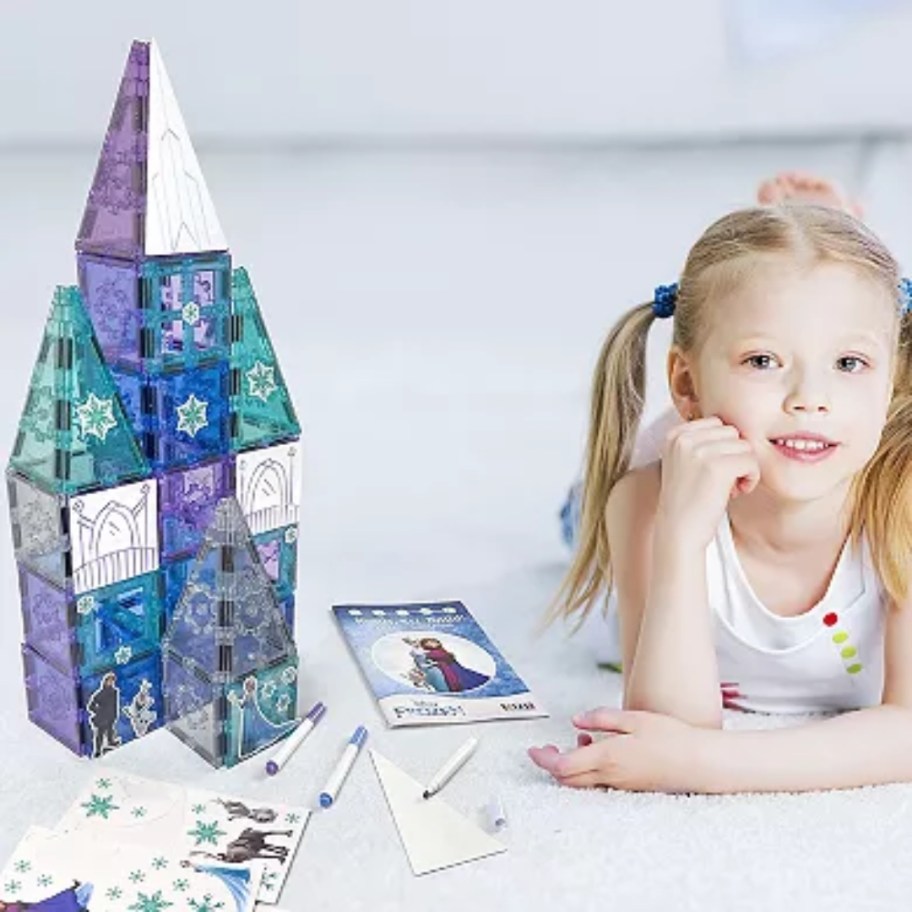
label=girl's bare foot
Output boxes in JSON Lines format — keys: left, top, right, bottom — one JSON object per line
{"left": 756, "top": 170, "right": 863, "bottom": 219}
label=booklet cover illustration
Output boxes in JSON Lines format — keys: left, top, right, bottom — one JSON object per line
{"left": 332, "top": 600, "right": 548, "bottom": 726}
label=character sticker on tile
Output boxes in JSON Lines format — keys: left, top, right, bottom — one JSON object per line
{"left": 86, "top": 672, "right": 122, "bottom": 758}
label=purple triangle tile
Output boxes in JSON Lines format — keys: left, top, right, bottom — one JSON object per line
{"left": 75, "top": 40, "right": 149, "bottom": 259}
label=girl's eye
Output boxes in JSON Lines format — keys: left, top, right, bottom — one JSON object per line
{"left": 836, "top": 356, "right": 867, "bottom": 373}
{"left": 744, "top": 355, "right": 868, "bottom": 374}
{"left": 744, "top": 354, "right": 779, "bottom": 370}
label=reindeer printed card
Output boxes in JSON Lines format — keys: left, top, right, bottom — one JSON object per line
{"left": 0, "top": 824, "right": 262, "bottom": 911}
{"left": 333, "top": 600, "right": 547, "bottom": 727}
{"left": 54, "top": 772, "right": 310, "bottom": 904}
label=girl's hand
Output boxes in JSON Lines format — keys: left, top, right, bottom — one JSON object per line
{"left": 527, "top": 708, "right": 713, "bottom": 793}
{"left": 658, "top": 416, "right": 760, "bottom": 548}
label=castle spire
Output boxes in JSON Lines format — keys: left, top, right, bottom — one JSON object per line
{"left": 76, "top": 39, "right": 227, "bottom": 259}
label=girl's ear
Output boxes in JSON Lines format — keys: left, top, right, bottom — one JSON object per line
{"left": 667, "top": 346, "right": 701, "bottom": 421}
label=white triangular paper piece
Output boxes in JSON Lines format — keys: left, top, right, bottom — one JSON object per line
{"left": 146, "top": 39, "right": 228, "bottom": 255}
{"left": 370, "top": 749, "right": 506, "bottom": 876}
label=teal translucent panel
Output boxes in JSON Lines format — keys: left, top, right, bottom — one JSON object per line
{"left": 75, "top": 572, "right": 161, "bottom": 675}
{"left": 229, "top": 267, "right": 301, "bottom": 451}
{"left": 223, "top": 658, "right": 298, "bottom": 768}
{"left": 8, "top": 286, "right": 150, "bottom": 495}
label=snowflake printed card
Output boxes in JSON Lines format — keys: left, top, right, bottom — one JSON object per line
{"left": 0, "top": 824, "right": 262, "bottom": 911}
{"left": 55, "top": 773, "right": 310, "bottom": 904}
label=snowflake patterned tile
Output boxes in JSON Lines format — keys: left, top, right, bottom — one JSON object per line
{"left": 73, "top": 572, "right": 162, "bottom": 675}
{"left": 7, "top": 473, "right": 69, "bottom": 588}
{"left": 78, "top": 253, "right": 231, "bottom": 374}
{"left": 18, "top": 567, "right": 162, "bottom": 678}
{"left": 22, "top": 643, "right": 163, "bottom": 759}
{"left": 159, "top": 457, "right": 234, "bottom": 561}
{"left": 21, "top": 645, "right": 82, "bottom": 755}
{"left": 115, "top": 363, "right": 229, "bottom": 471}
{"left": 18, "top": 566, "right": 77, "bottom": 674}
{"left": 229, "top": 266, "right": 300, "bottom": 452}
{"left": 7, "top": 285, "right": 150, "bottom": 495}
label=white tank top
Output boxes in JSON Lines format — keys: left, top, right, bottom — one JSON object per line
{"left": 578, "top": 406, "right": 888, "bottom": 713}
{"left": 710, "top": 514, "right": 886, "bottom": 713}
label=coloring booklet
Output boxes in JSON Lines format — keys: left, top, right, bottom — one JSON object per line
{"left": 332, "top": 600, "right": 547, "bottom": 727}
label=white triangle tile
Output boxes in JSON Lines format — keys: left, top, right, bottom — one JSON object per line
{"left": 370, "top": 749, "right": 506, "bottom": 876}
{"left": 146, "top": 39, "right": 228, "bottom": 255}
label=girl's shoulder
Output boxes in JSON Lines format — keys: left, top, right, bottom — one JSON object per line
{"left": 606, "top": 460, "right": 662, "bottom": 535}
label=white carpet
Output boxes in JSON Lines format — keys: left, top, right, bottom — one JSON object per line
{"left": 2, "top": 145, "right": 912, "bottom": 910}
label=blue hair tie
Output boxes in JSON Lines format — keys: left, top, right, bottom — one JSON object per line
{"left": 652, "top": 283, "right": 677, "bottom": 319}
{"left": 900, "top": 278, "right": 912, "bottom": 314}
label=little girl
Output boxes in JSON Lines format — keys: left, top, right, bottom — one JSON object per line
{"left": 529, "top": 204, "right": 912, "bottom": 794}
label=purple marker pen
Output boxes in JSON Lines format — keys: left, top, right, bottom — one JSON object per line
{"left": 265, "top": 701, "right": 326, "bottom": 775}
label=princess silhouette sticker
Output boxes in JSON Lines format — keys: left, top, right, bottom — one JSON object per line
{"left": 396, "top": 636, "right": 493, "bottom": 693}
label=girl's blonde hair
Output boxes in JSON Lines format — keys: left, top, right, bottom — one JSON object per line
{"left": 553, "top": 204, "right": 912, "bottom": 627}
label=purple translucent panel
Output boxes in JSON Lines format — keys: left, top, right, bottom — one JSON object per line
{"left": 159, "top": 457, "right": 234, "bottom": 560}
{"left": 163, "top": 650, "right": 221, "bottom": 767}
{"left": 78, "top": 255, "right": 142, "bottom": 368}
{"left": 80, "top": 650, "right": 163, "bottom": 758}
{"left": 76, "top": 41, "right": 149, "bottom": 258}
{"left": 19, "top": 568, "right": 74, "bottom": 674}
{"left": 22, "top": 644, "right": 82, "bottom": 756}
{"left": 253, "top": 524, "right": 298, "bottom": 595}
{"left": 7, "top": 473, "right": 68, "bottom": 589}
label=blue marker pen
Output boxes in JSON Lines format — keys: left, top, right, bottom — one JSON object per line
{"left": 318, "top": 725, "right": 368, "bottom": 808}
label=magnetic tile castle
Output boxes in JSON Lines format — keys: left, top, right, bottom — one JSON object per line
{"left": 7, "top": 40, "right": 302, "bottom": 765}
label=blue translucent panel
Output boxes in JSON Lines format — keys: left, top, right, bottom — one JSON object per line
{"left": 80, "top": 650, "right": 163, "bottom": 758}
{"left": 74, "top": 572, "right": 161, "bottom": 675}
{"left": 163, "top": 498, "right": 295, "bottom": 682}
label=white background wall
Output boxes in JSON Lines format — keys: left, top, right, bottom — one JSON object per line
{"left": 3, "top": 0, "right": 912, "bottom": 144}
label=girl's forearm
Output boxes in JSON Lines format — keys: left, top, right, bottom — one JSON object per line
{"left": 698, "top": 704, "right": 912, "bottom": 793}
{"left": 624, "top": 523, "right": 723, "bottom": 728}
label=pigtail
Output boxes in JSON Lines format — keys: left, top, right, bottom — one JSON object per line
{"left": 849, "top": 313, "right": 912, "bottom": 606}
{"left": 546, "top": 301, "right": 656, "bottom": 629}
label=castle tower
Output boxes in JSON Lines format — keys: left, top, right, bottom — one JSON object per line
{"left": 8, "top": 286, "right": 162, "bottom": 756}
{"left": 163, "top": 497, "right": 298, "bottom": 768}
{"left": 8, "top": 39, "right": 301, "bottom": 759}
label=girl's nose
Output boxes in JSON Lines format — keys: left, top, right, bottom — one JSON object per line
{"left": 783, "top": 383, "right": 831, "bottom": 414}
